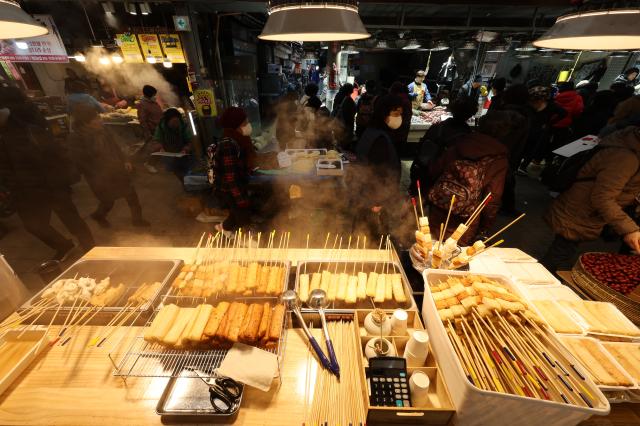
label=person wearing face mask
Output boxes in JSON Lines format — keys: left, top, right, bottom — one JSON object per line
{"left": 408, "top": 71, "right": 434, "bottom": 111}
{"left": 69, "top": 104, "right": 149, "bottom": 228}
{"left": 136, "top": 85, "right": 163, "bottom": 174}
{"left": 353, "top": 95, "right": 403, "bottom": 237}
{"left": 214, "top": 107, "right": 254, "bottom": 235}
{"left": 153, "top": 108, "right": 193, "bottom": 182}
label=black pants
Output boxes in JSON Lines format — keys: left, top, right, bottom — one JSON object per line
{"left": 14, "top": 189, "right": 95, "bottom": 252}
{"left": 217, "top": 191, "right": 250, "bottom": 232}
{"left": 93, "top": 187, "right": 143, "bottom": 221}
{"left": 501, "top": 167, "right": 517, "bottom": 212}
{"left": 541, "top": 234, "right": 579, "bottom": 275}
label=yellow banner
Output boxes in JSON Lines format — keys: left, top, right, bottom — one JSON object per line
{"left": 159, "top": 34, "right": 186, "bottom": 63}
{"left": 193, "top": 88, "right": 217, "bottom": 117}
{"left": 115, "top": 33, "right": 143, "bottom": 63}
{"left": 137, "top": 34, "right": 163, "bottom": 61}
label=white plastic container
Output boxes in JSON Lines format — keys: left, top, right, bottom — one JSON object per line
{"left": 421, "top": 269, "right": 610, "bottom": 426}
{"left": 521, "top": 285, "right": 582, "bottom": 302}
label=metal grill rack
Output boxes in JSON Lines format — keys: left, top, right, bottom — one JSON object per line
{"left": 109, "top": 297, "right": 289, "bottom": 381}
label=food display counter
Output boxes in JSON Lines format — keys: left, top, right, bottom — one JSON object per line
{"left": 0, "top": 243, "right": 638, "bottom": 425}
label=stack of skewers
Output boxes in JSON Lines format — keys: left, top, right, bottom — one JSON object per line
{"left": 430, "top": 274, "right": 600, "bottom": 409}
{"left": 297, "top": 233, "right": 408, "bottom": 306}
{"left": 170, "top": 230, "right": 290, "bottom": 298}
{"left": 411, "top": 181, "right": 525, "bottom": 270}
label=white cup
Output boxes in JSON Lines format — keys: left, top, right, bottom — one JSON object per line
{"left": 390, "top": 309, "right": 408, "bottom": 335}
{"left": 409, "top": 371, "right": 431, "bottom": 407}
{"left": 406, "top": 330, "right": 429, "bottom": 359}
{"left": 404, "top": 347, "right": 428, "bottom": 367}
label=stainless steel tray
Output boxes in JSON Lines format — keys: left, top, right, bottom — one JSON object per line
{"left": 156, "top": 368, "right": 243, "bottom": 422}
{"left": 296, "top": 260, "right": 416, "bottom": 313}
{"left": 19, "top": 258, "right": 182, "bottom": 325}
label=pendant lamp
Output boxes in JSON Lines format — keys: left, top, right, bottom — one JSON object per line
{"left": 259, "top": 0, "right": 370, "bottom": 42}
{"left": 0, "top": 0, "right": 48, "bottom": 39}
{"left": 534, "top": 8, "right": 640, "bottom": 50}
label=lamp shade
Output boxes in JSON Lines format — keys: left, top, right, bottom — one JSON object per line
{"left": 534, "top": 9, "right": 640, "bottom": 50}
{"left": 0, "top": 0, "right": 48, "bottom": 39}
{"left": 259, "top": 2, "right": 370, "bottom": 42}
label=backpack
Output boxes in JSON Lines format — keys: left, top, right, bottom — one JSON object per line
{"left": 205, "top": 139, "right": 220, "bottom": 186}
{"left": 541, "top": 147, "right": 602, "bottom": 192}
{"left": 356, "top": 94, "right": 375, "bottom": 130}
{"left": 428, "top": 155, "right": 498, "bottom": 217}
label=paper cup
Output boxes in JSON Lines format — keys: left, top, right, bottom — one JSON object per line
{"left": 404, "top": 347, "right": 428, "bottom": 367}
{"left": 409, "top": 371, "right": 431, "bottom": 406}
{"left": 406, "top": 330, "right": 429, "bottom": 358}
{"left": 390, "top": 309, "right": 408, "bottom": 335}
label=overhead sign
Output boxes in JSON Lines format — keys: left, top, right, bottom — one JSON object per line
{"left": 115, "top": 33, "right": 143, "bottom": 63}
{"left": 137, "top": 34, "right": 163, "bottom": 62}
{"left": 173, "top": 15, "right": 191, "bottom": 32}
{"left": 0, "top": 15, "right": 68, "bottom": 63}
{"left": 193, "top": 88, "right": 217, "bottom": 117}
{"left": 159, "top": 34, "right": 186, "bottom": 63}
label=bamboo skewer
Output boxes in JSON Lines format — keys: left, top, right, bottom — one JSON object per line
{"left": 417, "top": 180, "right": 425, "bottom": 217}
{"left": 442, "top": 195, "right": 456, "bottom": 241}
{"left": 464, "top": 193, "right": 492, "bottom": 227}
{"left": 484, "top": 213, "right": 526, "bottom": 244}
{"left": 373, "top": 235, "right": 384, "bottom": 274}
{"left": 411, "top": 197, "right": 420, "bottom": 230}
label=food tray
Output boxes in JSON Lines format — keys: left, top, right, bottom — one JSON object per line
{"left": 20, "top": 258, "right": 182, "bottom": 325}
{"left": 520, "top": 285, "right": 582, "bottom": 302}
{"left": 505, "top": 262, "right": 561, "bottom": 286}
{"left": 422, "top": 270, "right": 610, "bottom": 426}
{"left": 156, "top": 368, "right": 243, "bottom": 421}
{"left": 0, "top": 327, "right": 49, "bottom": 396}
{"left": 109, "top": 301, "right": 288, "bottom": 380}
{"left": 558, "top": 300, "right": 640, "bottom": 341}
{"left": 558, "top": 336, "right": 637, "bottom": 391}
{"left": 480, "top": 247, "right": 537, "bottom": 263}
{"left": 164, "top": 260, "right": 291, "bottom": 306}
{"left": 528, "top": 299, "right": 586, "bottom": 336}
{"left": 600, "top": 341, "right": 640, "bottom": 386}
{"left": 295, "top": 261, "right": 415, "bottom": 313}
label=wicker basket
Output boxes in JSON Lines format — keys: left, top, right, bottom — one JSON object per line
{"left": 572, "top": 253, "right": 640, "bottom": 326}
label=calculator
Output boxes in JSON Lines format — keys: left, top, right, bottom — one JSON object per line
{"left": 366, "top": 357, "right": 411, "bottom": 408}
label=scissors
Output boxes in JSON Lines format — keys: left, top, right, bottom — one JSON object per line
{"left": 185, "top": 367, "right": 243, "bottom": 414}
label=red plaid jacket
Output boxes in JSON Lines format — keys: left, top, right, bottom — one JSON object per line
{"left": 215, "top": 137, "right": 249, "bottom": 208}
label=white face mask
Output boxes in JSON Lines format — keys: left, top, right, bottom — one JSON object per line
{"left": 240, "top": 123, "right": 252, "bottom": 136}
{"left": 386, "top": 115, "right": 402, "bottom": 130}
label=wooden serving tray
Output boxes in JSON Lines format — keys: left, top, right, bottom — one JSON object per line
{"left": 0, "top": 328, "right": 49, "bottom": 396}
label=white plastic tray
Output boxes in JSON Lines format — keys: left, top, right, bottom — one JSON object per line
{"left": 505, "top": 262, "right": 561, "bottom": 286}
{"left": 558, "top": 336, "right": 636, "bottom": 391}
{"left": 422, "top": 270, "right": 610, "bottom": 426}
{"left": 480, "top": 247, "right": 537, "bottom": 263}
{"left": 559, "top": 300, "right": 640, "bottom": 341}
{"left": 529, "top": 299, "right": 587, "bottom": 336}
{"left": 521, "top": 285, "right": 582, "bottom": 302}
{"left": 0, "top": 327, "right": 49, "bottom": 396}
{"left": 600, "top": 341, "right": 640, "bottom": 386}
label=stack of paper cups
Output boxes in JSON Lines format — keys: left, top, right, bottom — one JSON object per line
{"left": 409, "top": 371, "right": 431, "bottom": 407}
{"left": 390, "top": 309, "right": 408, "bottom": 335}
{"left": 404, "top": 330, "right": 429, "bottom": 367}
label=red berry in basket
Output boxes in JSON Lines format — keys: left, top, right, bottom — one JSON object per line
{"left": 581, "top": 253, "right": 640, "bottom": 295}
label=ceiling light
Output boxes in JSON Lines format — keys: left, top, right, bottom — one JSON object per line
{"left": 375, "top": 40, "right": 388, "bottom": 49}
{"left": 259, "top": 1, "right": 370, "bottom": 42}
{"left": 99, "top": 56, "right": 110, "bottom": 65}
{"left": 73, "top": 53, "right": 86, "bottom": 62}
{"left": 535, "top": 8, "right": 640, "bottom": 50}
{"left": 125, "top": 2, "right": 137, "bottom": 15}
{"left": 429, "top": 41, "right": 449, "bottom": 51}
{"left": 111, "top": 53, "right": 123, "bottom": 63}
{"left": 342, "top": 45, "right": 359, "bottom": 54}
{"left": 459, "top": 41, "right": 476, "bottom": 50}
{"left": 146, "top": 53, "right": 156, "bottom": 64}
{"left": 139, "top": 2, "right": 151, "bottom": 15}
{"left": 163, "top": 56, "right": 172, "bottom": 68}
{"left": 487, "top": 44, "right": 508, "bottom": 53}
{"left": 609, "top": 51, "right": 629, "bottom": 57}
{"left": 15, "top": 40, "right": 28, "bottom": 50}
{"left": 560, "top": 57, "right": 575, "bottom": 62}
{"left": 515, "top": 54, "right": 531, "bottom": 59}
{"left": 515, "top": 42, "right": 537, "bottom": 52}
{"left": 402, "top": 39, "right": 421, "bottom": 50}
{"left": 101, "top": 1, "right": 115, "bottom": 14}
{"left": 0, "top": 0, "right": 48, "bottom": 39}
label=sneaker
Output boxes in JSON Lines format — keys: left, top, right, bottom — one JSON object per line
{"left": 132, "top": 218, "right": 151, "bottom": 227}
{"left": 90, "top": 213, "right": 111, "bottom": 228}
{"left": 144, "top": 162, "right": 158, "bottom": 174}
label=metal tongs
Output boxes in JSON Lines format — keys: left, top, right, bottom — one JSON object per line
{"left": 186, "top": 367, "right": 243, "bottom": 414}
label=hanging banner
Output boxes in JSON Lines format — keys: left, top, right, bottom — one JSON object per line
{"left": 0, "top": 15, "right": 68, "bottom": 63}
{"left": 115, "top": 33, "right": 143, "bottom": 63}
{"left": 193, "top": 88, "right": 217, "bottom": 117}
{"left": 137, "top": 34, "right": 163, "bottom": 62}
{"left": 159, "top": 34, "right": 186, "bottom": 63}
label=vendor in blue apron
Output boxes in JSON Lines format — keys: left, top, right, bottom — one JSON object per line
{"left": 408, "top": 71, "right": 434, "bottom": 112}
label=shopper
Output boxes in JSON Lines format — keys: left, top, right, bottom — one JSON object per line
{"left": 542, "top": 126, "right": 640, "bottom": 273}
{"left": 0, "top": 87, "right": 95, "bottom": 260}
{"left": 69, "top": 104, "right": 149, "bottom": 228}
{"left": 300, "top": 83, "right": 320, "bottom": 108}
{"left": 214, "top": 107, "right": 253, "bottom": 234}
{"left": 573, "top": 90, "right": 620, "bottom": 138}
{"left": 66, "top": 80, "right": 106, "bottom": 114}
{"left": 389, "top": 81, "right": 413, "bottom": 155}
{"left": 153, "top": 108, "right": 193, "bottom": 181}
{"left": 355, "top": 80, "right": 377, "bottom": 140}
{"left": 332, "top": 83, "right": 356, "bottom": 149}
{"left": 409, "top": 95, "right": 478, "bottom": 196}
{"left": 354, "top": 95, "right": 403, "bottom": 237}
{"left": 427, "top": 111, "right": 510, "bottom": 245}
{"left": 550, "top": 81, "right": 584, "bottom": 152}
{"left": 136, "top": 85, "right": 163, "bottom": 174}
{"left": 275, "top": 88, "right": 299, "bottom": 150}
{"left": 461, "top": 75, "right": 483, "bottom": 102}
{"left": 608, "top": 95, "right": 640, "bottom": 127}
{"left": 488, "top": 77, "right": 507, "bottom": 111}
{"left": 408, "top": 70, "right": 433, "bottom": 111}
{"left": 614, "top": 67, "right": 639, "bottom": 88}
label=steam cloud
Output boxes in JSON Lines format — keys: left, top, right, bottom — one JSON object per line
{"left": 81, "top": 48, "right": 179, "bottom": 106}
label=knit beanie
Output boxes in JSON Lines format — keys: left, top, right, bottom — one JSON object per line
{"left": 219, "top": 107, "right": 247, "bottom": 129}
